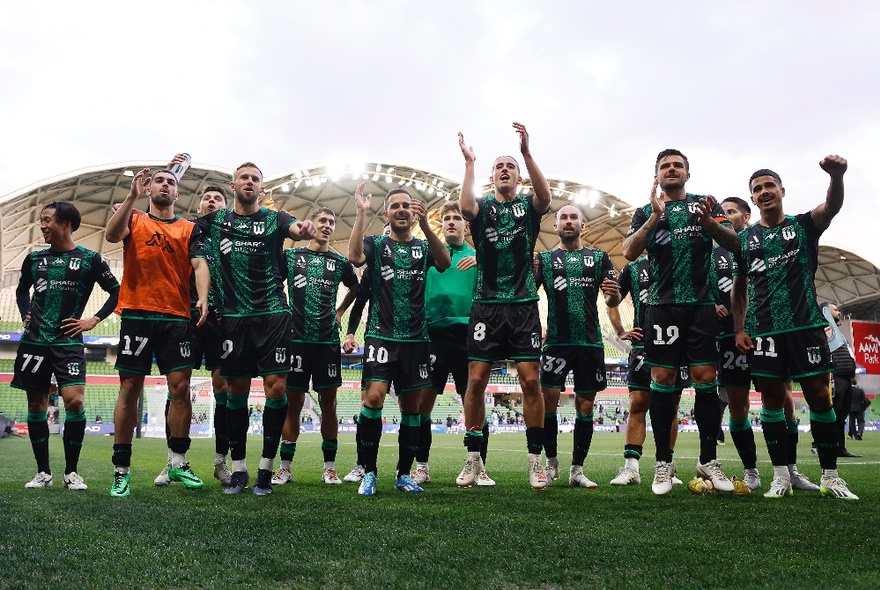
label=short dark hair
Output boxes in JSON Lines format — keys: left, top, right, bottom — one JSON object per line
{"left": 655, "top": 149, "right": 689, "bottom": 172}
{"left": 749, "top": 168, "right": 782, "bottom": 190}
{"left": 235, "top": 162, "right": 263, "bottom": 179}
{"left": 202, "top": 185, "right": 227, "bottom": 200}
{"left": 438, "top": 200, "right": 462, "bottom": 219}
{"left": 152, "top": 169, "right": 178, "bottom": 183}
{"left": 385, "top": 188, "right": 413, "bottom": 209}
{"left": 308, "top": 206, "right": 336, "bottom": 221}
{"left": 42, "top": 201, "right": 81, "bottom": 232}
{"left": 721, "top": 197, "right": 751, "bottom": 215}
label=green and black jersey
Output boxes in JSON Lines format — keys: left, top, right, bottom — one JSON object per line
{"left": 617, "top": 257, "right": 650, "bottom": 349}
{"left": 195, "top": 208, "right": 296, "bottom": 318}
{"left": 733, "top": 212, "right": 825, "bottom": 337}
{"left": 285, "top": 247, "right": 358, "bottom": 344}
{"left": 17, "top": 246, "right": 119, "bottom": 346}
{"left": 470, "top": 194, "right": 542, "bottom": 303}
{"left": 627, "top": 194, "right": 730, "bottom": 306}
{"left": 710, "top": 245, "right": 739, "bottom": 336}
{"left": 362, "top": 235, "right": 437, "bottom": 342}
{"left": 536, "top": 247, "right": 616, "bottom": 348}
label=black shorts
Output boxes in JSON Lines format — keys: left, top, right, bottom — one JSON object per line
{"left": 644, "top": 304, "right": 720, "bottom": 369}
{"left": 362, "top": 337, "right": 431, "bottom": 393}
{"left": 11, "top": 343, "right": 86, "bottom": 392}
{"left": 219, "top": 313, "right": 291, "bottom": 379}
{"left": 429, "top": 325, "right": 469, "bottom": 394}
{"left": 191, "top": 310, "right": 223, "bottom": 371}
{"left": 468, "top": 301, "right": 542, "bottom": 363}
{"left": 626, "top": 347, "right": 690, "bottom": 391}
{"left": 540, "top": 345, "right": 606, "bottom": 394}
{"left": 287, "top": 341, "right": 342, "bottom": 391}
{"left": 115, "top": 317, "right": 194, "bottom": 376}
{"left": 750, "top": 328, "right": 830, "bottom": 380}
{"left": 717, "top": 335, "right": 752, "bottom": 389}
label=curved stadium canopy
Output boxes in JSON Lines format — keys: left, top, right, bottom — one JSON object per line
{"left": 2, "top": 161, "right": 879, "bottom": 320}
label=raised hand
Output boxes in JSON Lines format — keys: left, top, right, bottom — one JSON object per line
{"left": 649, "top": 179, "right": 665, "bottom": 216}
{"left": 694, "top": 195, "right": 718, "bottom": 227}
{"left": 293, "top": 220, "right": 317, "bottom": 240}
{"left": 411, "top": 199, "right": 429, "bottom": 231}
{"left": 820, "top": 155, "right": 847, "bottom": 178}
{"left": 458, "top": 132, "right": 475, "bottom": 163}
{"left": 512, "top": 122, "right": 530, "bottom": 155}
{"left": 129, "top": 168, "right": 152, "bottom": 199}
{"left": 354, "top": 180, "right": 372, "bottom": 212}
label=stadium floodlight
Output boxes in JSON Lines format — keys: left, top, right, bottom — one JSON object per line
{"left": 588, "top": 189, "right": 600, "bottom": 208}
{"left": 427, "top": 187, "right": 435, "bottom": 195}
{"left": 375, "top": 164, "right": 382, "bottom": 172}
{"left": 557, "top": 182, "right": 566, "bottom": 190}
{"left": 293, "top": 180, "right": 302, "bottom": 189}
{"left": 385, "top": 175, "right": 392, "bottom": 183}
{"left": 386, "top": 167, "right": 395, "bottom": 174}
{"left": 281, "top": 183, "right": 290, "bottom": 193}
{"left": 122, "top": 169, "right": 134, "bottom": 177}
{"left": 609, "top": 204, "right": 618, "bottom": 218}
{"left": 437, "top": 181, "right": 445, "bottom": 188}
{"left": 398, "top": 179, "right": 406, "bottom": 185}
{"left": 574, "top": 188, "right": 588, "bottom": 205}
{"left": 305, "top": 179, "right": 314, "bottom": 187}
{"left": 372, "top": 174, "right": 379, "bottom": 181}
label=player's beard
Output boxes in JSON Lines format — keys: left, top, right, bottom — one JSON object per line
{"left": 235, "top": 190, "right": 259, "bottom": 206}
{"left": 150, "top": 193, "right": 176, "bottom": 208}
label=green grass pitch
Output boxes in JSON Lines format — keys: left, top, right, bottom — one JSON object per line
{"left": 0, "top": 431, "right": 878, "bottom": 589}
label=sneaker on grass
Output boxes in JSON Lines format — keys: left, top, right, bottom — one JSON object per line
{"left": 169, "top": 463, "right": 204, "bottom": 489}
{"left": 25, "top": 471, "right": 53, "bottom": 489}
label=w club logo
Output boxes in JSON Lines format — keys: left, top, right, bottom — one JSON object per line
{"left": 584, "top": 256, "right": 594, "bottom": 267}
{"left": 68, "top": 258, "right": 81, "bottom": 271}
{"left": 146, "top": 233, "right": 175, "bottom": 253}
{"left": 275, "top": 348, "right": 287, "bottom": 363}
{"left": 180, "top": 342, "right": 191, "bottom": 358}
{"left": 412, "top": 248, "right": 423, "bottom": 259}
{"left": 68, "top": 362, "right": 80, "bottom": 376}
{"left": 419, "top": 364, "right": 429, "bottom": 379}
{"left": 806, "top": 346, "right": 821, "bottom": 365}
{"left": 328, "top": 364, "right": 338, "bottom": 378}
{"left": 253, "top": 222, "right": 265, "bottom": 235}
{"left": 531, "top": 333, "right": 541, "bottom": 349}
{"left": 782, "top": 226, "right": 796, "bottom": 241}
{"left": 326, "top": 259, "right": 336, "bottom": 272}
{"left": 512, "top": 202, "right": 526, "bottom": 218}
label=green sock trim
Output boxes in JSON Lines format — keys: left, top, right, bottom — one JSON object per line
{"left": 166, "top": 391, "right": 172, "bottom": 401}
{"left": 760, "top": 407, "right": 786, "bottom": 423}
{"left": 360, "top": 406, "right": 382, "bottom": 420}
{"left": 576, "top": 413, "right": 593, "bottom": 422}
{"left": 401, "top": 413, "right": 421, "bottom": 427}
{"left": 214, "top": 391, "right": 228, "bottom": 406}
{"left": 321, "top": 439, "right": 338, "bottom": 451}
{"left": 280, "top": 442, "right": 297, "bottom": 455}
{"left": 729, "top": 417, "right": 752, "bottom": 432}
{"left": 544, "top": 412, "right": 557, "bottom": 419}
{"left": 420, "top": 416, "right": 432, "bottom": 425}
{"left": 787, "top": 419, "right": 799, "bottom": 433}
{"left": 27, "top": 410, "right": 49, "bottom": 422}
{"left": 693, "top": 382, "right": 718, "bottom": 395}
{"left": 810, "top": 408, "right": 836, "bottom": 423}
{"left": 650, "top": 381, "right": 678, "bottom": 394}
{"left": 65, "top": 409, "right": 87, "bottom": 422}
{"left": 265, "top": 394, "right": 287, "bottom": 409}
{"left": 465, "top": 429, "right": 484, "bottom": 439}
{"left": 226, "top": 393, "right": 249, "bottom": 410}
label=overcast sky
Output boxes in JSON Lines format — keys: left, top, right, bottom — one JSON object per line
{"left": 1, "top": 1, "right": 877, "bottom": 262}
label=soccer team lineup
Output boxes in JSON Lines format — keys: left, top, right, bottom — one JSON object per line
{"left": 13, "top": 121, "right": 860, "bottom": 500}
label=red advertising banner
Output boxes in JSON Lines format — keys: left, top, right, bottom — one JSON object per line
{"left": 852, "top": 321, "right": 880, "bottom": 374}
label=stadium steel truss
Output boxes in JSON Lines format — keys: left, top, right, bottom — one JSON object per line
{"left": 1, "top": 160, "right": 879, "bottom": 320}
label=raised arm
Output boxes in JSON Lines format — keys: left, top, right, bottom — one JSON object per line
{"left": 348, "top": 181, "right": 370, "bottom": 266}
{"left": 106, "top": 168, "right": 150, "bottom": 243}
{"left": 622, "top": 180, "right": 663, "bottom": 261}
{"left": 458, "top": 132, "right": 479, "bottom": 220}
{"left": 413, "top": 200, "right": 451, "bottom": 271}
{"left": 811, "top": 155, "right": 847, "bottom": 232}
{"left": 695, "top": 196, "right": 739, "bottom": 252}
{"left": 514, "top": 122, "right": 551, "bottom": 215}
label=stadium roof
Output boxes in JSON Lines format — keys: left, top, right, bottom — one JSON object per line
{"left": 2, "top": 161, "right": 879, "bottom": 319}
